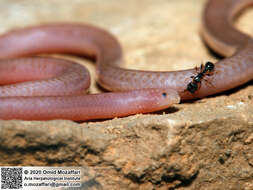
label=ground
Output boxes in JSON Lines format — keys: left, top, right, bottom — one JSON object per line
{"left": 0, "top": 0, "right": 253, "bottom": 189}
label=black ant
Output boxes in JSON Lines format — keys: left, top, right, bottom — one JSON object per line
{"left": 186, "top": 61, "right": 215, "bottom": 94}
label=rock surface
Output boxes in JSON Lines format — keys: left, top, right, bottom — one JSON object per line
{"left": 0, "top": 0, "right": 253, "bottom": 189}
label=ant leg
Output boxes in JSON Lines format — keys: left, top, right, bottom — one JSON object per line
{"left": 205, "top": 68, "right": 218, "bottom": 85}
{"left": 195, "top": 64, "right": 203, "bottom": 73}
{"left": 200, "top": 63, "right": 204, "bottom": 73}
{"left": 198, "top": 81, "right": 202, "bottom": 91}
{"left": 194, "top": 66, "right": 198, "bottom": 74}
{"left": 207, "top": 69, "right": 220, "bottom": 76}
{"left": 190, "top": 66, "right": 199, "bottom": 80}
{"left": 203, "top": 78, "right": 215, "bottom": 88}
{"left": 191, "top": 63, "right": 203, "bottom": 79}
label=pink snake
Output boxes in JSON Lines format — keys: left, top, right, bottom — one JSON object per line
{"left": 0, "top": 0, "right": 253, "bottom": 121}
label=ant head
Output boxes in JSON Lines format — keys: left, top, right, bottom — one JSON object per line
{"left": 204, "top": 61, "right": 214, "bottom": 72}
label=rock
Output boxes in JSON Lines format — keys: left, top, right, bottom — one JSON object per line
{"left": 0, "top": 0, "right": 253, "bottom": 189}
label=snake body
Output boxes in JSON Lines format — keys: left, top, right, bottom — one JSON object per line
{"left": 0, "top": 0, "right": 252, "bottom": 120}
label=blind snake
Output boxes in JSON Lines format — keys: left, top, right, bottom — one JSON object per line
{"left": 0, "top": 0, "right": 253, "bottom": 121}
